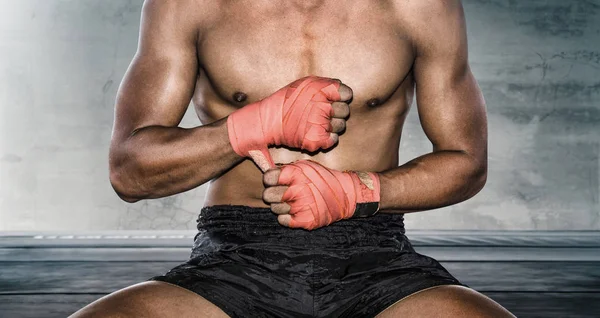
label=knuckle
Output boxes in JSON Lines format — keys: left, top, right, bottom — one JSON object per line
{"left": 265, "top": 169, "right": 279, "bottom": 185}
{"left": 276, "top": 204, "right": 288, "bottom": 215}
{"left": 343, "top": 86, "right": 354, "bottom": 100}
{"left": 342, "top": 105, "right": 350, "bottom": 117}
{"left": 305, "top": 143, "right": 318, "bottom": 152}
{"left": 330, "top": 120, "right": 338, "bottom": 130}
{"left": 347, "top": 85, "right": 354, "bottom": 94}
{"left": 327, "top": 121, "right": 334, "bottom": 131}
{"left": 262, "top": 189, "right": 271, "bottom": 202}
{"left": 267, "top": 171, "right": 275, "bottom": 184}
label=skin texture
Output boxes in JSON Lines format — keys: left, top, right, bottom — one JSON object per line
{"left": 71, "top": 0, "right": 516, "bottom": 317}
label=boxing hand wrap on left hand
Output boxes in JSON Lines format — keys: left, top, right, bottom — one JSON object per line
{"left": 277, "top": 160, "right": 381, "bottom": 230}
{"left": 227, "top": 77, "right": 341, "bottom": 171}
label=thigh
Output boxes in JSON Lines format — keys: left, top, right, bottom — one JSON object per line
{"left": 69, "top": 281, "right": 230, "bottom": 318}
{"left": 375, "top": 285, "right": 515, "bottom": 318}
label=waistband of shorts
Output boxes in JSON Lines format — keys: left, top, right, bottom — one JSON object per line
{"left": 195, "top": 205, "right": 407, "bottom": 247}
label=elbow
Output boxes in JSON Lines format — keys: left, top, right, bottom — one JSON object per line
{"left": 466, "top": 158, "right": 487, "bottom": 199}
{"left": 474, "top": 165, "right": 487, "bottom": 193}
{"left": 109, "top": 167, "right": 142, "bottom": 203}
{"left": 109, "top": 147, "right": 145, "bottom": 203}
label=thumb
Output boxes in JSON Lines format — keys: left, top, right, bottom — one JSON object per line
{"left": 248, "top": 148, "right": 275, "bottom": 173}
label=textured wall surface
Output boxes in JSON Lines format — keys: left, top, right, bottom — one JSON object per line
{"left": 0, "top": 0, "right": 598, "bottom": 231}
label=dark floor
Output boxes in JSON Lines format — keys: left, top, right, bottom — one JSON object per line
{"left": 1, "top": 231, "right": 599, "bottom": 318}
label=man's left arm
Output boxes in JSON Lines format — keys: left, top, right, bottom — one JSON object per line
{"left": 378, "top": 0, "right": 487, "bottom": 212}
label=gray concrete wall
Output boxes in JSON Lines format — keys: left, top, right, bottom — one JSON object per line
{"left": 0, "top": 0, "right": 598, "bottom": 231}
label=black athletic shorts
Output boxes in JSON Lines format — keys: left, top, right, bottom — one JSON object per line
{"left": 150, "top": 205, "right": 466, "bottom": 317}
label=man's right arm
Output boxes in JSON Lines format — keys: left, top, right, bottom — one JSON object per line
{"left": 109, "top": 0, "right": 240, "bottom": 202}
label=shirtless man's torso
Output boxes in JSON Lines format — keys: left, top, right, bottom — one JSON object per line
{"left": 198, "top": 0, "right": 413, "bottom": 208}
{"left": 72, "top": 0, "right": 515, "bottom": 317}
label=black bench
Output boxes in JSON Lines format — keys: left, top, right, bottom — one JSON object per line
{"left": 1, "top": 231, "right": 599, "bottom": 317}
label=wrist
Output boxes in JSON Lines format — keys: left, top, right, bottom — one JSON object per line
{"left": 227, "top": 101, "right": 267, "bottom": 158}
{"left": 346, "top": 171, "right": 381, "bottom": 218}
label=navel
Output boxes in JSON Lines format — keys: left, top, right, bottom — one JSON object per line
{"left": 366, "top": 98, "right": 381, "bottom": 108}
{"left": 232, "top": 92, "right": 248, "bottom": 103}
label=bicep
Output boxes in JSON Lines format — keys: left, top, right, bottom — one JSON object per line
{"left": 112, "top": 0, "right": 199, "bottom": 142}
{"left": 411, "top": 0, "right": 487, "bottom": 157}
{"left": 415, "top": 64, "right": 487, "bottom": 156}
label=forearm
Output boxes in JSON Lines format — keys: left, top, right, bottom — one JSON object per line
{"left": 377, "top": 150, "right": 487, "bottom": 213}
{"left": 109, "top": 118, "right": 242, "bottom": 202}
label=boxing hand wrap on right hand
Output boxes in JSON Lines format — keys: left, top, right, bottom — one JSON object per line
{"left": 277, "top": 160, "right": 381, "bottom": 230}
{"left": 227, "top": 77, "right": 341, "bottom": 170}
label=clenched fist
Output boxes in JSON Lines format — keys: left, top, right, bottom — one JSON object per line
{"left": 227, "top": 76, "right": 352, "bottom": 171}
{"left": 262, "top": 160, "right": 381, "bottom": 230}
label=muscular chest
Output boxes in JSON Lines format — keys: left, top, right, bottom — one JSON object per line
{"left": 195, "top": 1, "right": 414, "bottom": 114}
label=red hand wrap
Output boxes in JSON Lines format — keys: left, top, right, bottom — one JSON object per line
{"left": 227, "top": 77, "right": 341, "bottom": 169}
{"left": 277, "top": 160, "right": 381, "bottom": 230}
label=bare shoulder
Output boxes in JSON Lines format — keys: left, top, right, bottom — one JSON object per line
{"left": 141, "top": 0, "right": 222, "bottom": 33}
{"left": 390, "top": 0, "right": 463, "bottom": 19}
{"left": 142, "top": 0, "right": 221, "bottom": 15}
{"left": 388, "top": 0, "right": 465, "bottom": 42}
{"left": 388, "top": 0, "right": 467, "bottom": 54}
